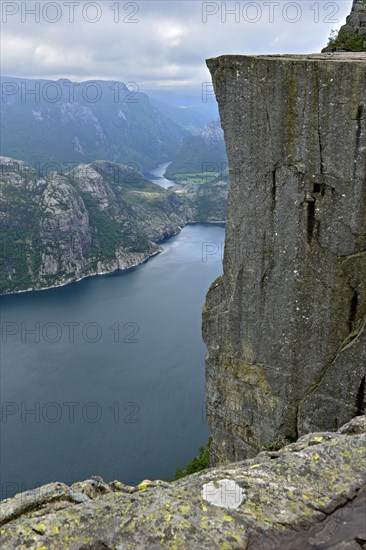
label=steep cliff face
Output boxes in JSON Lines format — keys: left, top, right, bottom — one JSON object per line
{"left": 203, "top": 53, "right": 366, "bottom": 464}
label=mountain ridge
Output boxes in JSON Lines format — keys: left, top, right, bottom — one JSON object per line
{"left": 0, "top": 76, "right": 189, "bottom": 171}
{"left": 164, "top": 120, "right": 227, "bottom": 182}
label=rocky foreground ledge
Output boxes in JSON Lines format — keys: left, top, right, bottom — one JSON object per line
{"left": 1, "top": 416, "right": 365, "bottom": 549}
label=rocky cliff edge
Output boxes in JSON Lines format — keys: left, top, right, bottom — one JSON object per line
{"left": 0, "top": 416, "right": 365, "bottom": 549}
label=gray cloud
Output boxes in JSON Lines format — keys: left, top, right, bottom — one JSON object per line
{"left": 1, "top": 0, "right": 351, "bottom": 90}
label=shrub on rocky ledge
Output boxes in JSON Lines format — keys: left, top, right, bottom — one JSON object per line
{"left": 327, "top": 28, "right": 366, "bottom": 51}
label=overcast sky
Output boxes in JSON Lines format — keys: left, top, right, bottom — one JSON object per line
{"left": 1, "top": 0, "right": 352, "bottom": 91}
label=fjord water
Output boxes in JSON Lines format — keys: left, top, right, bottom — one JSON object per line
{"left": 0, "top": 224, "right": 224, "bottom": 499}
{"left": 145, "top": 161, "right": 178, "bottom": 189}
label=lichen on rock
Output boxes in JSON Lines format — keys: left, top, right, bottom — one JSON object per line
{"left": 0, "top": 416, "right": 365, "bottom": 548}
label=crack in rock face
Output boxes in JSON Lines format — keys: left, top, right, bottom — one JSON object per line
{"left": 203, "top": 53, "right": 366, "bottom": 465}
{"left": 202, "top": 479, "right": 246, "bottom": 509}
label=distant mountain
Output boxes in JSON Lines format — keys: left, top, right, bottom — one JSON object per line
{"left": 148, "top": 98, "right": 213, "bottom": 134}
{"left": 146, "top": 89, "right": 219, "bottom": 134}
{"left": 0, "top": 77, "right": 189, "bottom": 172}
{"left": 178, "top": 181, "right": 228, "bottom": 223}
{"left": 164, "top": 120, "right": 227, "bottom": 182}
{"left": 0, "top": 156, "right": 227, "bottom": 294}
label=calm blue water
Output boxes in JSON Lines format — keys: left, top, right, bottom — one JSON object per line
{"left": 0, "top": 224, "right": 224, "bottom": 499}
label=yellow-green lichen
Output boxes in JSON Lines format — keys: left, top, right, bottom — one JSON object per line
{"left": 137, "top": 480, "right": 152, "bottom": 492}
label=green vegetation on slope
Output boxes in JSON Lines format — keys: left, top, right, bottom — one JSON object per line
{"left": 80, "top": 194, "right": 125, "bottom": 260}
{"left": 165, "top": 120, "right": 227, "bottom": 183}
{"left": 164, "top": 136, "right": 226, "bottom": 182}
{"left": 174, "top": 439, "right": 211, "bottom": 479}
{"left": 326, "top": 28, "right": 366, "bottom": 51}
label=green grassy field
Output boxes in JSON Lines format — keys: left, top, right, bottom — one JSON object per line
{"left": 170, "top": 172, "right": 220, "bottom": 183}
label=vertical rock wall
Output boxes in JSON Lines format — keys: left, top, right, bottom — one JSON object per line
{"left": 203, "top": 53, "right": 366, "bottom": 464}
{"left": 349, "top": 0, "right": 366, "bottom": 46}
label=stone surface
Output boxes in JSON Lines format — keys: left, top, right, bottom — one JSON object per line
{"left": 203, "top": 53, "right": 366, "bottom": 464}
{"left": 0, "top": 416, "right": 365, "bottom": 549}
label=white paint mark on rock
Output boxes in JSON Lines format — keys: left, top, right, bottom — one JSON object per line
{"left": 202, "top": 479, "right": 245, "bottom": 510}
